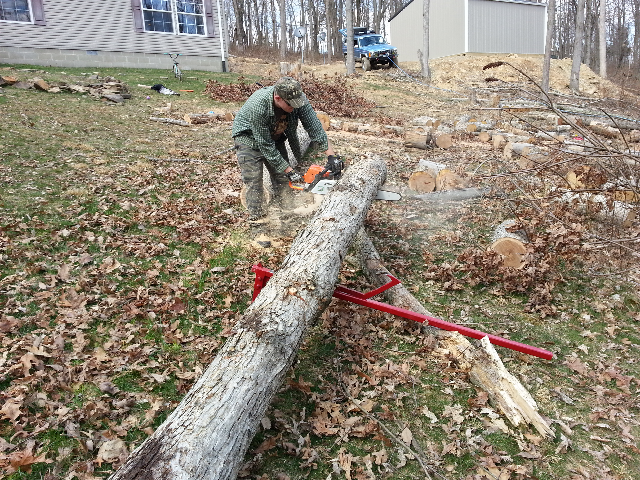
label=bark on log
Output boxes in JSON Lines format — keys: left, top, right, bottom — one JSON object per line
{"left": 351, "top": 230, "right": 553, "bottom": 438}
{"left": 108, "top": 157, "right": 388, "bottom": 480}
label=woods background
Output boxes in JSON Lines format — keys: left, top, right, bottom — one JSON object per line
{"left": 223, "top": 0, "right": 640, "bottom": 83}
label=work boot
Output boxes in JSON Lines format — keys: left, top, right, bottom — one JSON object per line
{"left": 249, "top": 218, "right": 272, "bottom": 248}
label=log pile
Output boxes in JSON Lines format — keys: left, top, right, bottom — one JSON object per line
{"left": 408, "top": 159, "right": 466, "bottom": 194}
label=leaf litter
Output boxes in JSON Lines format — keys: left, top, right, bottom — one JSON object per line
{"left": 1, "top": 57, "right": 640, "bottom": 479}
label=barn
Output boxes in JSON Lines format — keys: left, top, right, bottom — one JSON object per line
{"left": 0, "top": 0, "right": 229, "bottom": 72}
{"left": 389, "top": 0, "right": 547, "bottom": 62}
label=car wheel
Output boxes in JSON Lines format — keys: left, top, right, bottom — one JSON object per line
{"left": 362, "top": 57, "right": 371, "bottom": 72}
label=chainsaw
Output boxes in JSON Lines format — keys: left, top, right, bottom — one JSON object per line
{"left": 288, "top": 156, "right": 401, "bottom": 201}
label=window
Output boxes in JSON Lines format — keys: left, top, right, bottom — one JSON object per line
{"left": 0, "top": 0, "right": 45, "bottom": 24}
{"left": 142, "top": 0, "right": 205, "bottom": 35}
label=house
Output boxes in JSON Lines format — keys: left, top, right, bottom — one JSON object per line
{"left": 0, "top": 0, "right": 229, "bottom": 72}
{"left": 389, "top": 0, "right": 546, "bottom": 62}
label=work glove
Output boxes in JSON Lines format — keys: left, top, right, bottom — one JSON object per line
{"left": 326, "top": 155, "right": 344, "bottom": 178}
{"left": 286, "top": 170, "right": 303, "bottom": 183}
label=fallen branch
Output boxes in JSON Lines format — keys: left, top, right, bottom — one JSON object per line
{"left": 149, "top": 117, "right": 190, "bottom": 126}
{"left": 351, "top": 230, "right": 554, "bottom": 438}
{"left": 339, "top": 384, "right": 440, "bottom": 480}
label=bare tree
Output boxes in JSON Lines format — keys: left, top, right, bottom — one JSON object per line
{"left": 421, "top": 0, "right": 430, "bottom": 79}
{"left": 634, "top": 0, "right": 640, "bottom": 70}
{"left": 570, "top": 0, "right": 586, "bottom": 91}
{"left": 279, "top": 0, "right": 286, "bottom": 58}
{"left": 346, "top": 0, "right": 355, "bottom": 74}
{"left": 599, "top": 0, "right": 607, "bottom": 78}
{"left": 542, "top": 0, "right": 556, "bottom": 93}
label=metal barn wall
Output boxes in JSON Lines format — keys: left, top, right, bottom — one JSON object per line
{"left": 389, "top": 0, "right": 466, "bottom": 62}
{"left": 0, "top": 0, "right": 227, "bottom": 72}
{"left": 468, "top": 0, "right": 546, "bottom": 55}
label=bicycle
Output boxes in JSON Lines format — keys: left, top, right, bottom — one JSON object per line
{"left": 164, "top": 53, "right": 183, "bottom": 81}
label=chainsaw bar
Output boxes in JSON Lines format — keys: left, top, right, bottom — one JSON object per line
{"left": 309, "top": 179, "right": 401, "bottom": 201}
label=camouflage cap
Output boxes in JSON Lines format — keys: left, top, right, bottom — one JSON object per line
{"left": 274, "top": 76, "right": 308, "bottom": 108}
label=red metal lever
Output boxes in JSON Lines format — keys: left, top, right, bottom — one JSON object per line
{"left": 250, "top": 264, "right": 553, "bottom": 360}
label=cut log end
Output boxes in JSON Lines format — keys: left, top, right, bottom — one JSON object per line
{"left": 489, "top": 237, "right": 527, "bottom": 269}
{"left": 435, "top": 169, "right": 466, "bottom": 191}
{"left": 408, "top": 171, "right": 436, "bottom": 193}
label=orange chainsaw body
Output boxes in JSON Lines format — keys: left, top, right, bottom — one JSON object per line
{"left": 303, "top": 164, "right": 329, "bottom": 184}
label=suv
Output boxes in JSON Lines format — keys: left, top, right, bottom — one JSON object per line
{"left": 340, "top": 27, "right": 398, "bottom": 71}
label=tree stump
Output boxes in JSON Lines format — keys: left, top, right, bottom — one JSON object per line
{"left": 489, "top": 220, "right": 528, "bottom": 268}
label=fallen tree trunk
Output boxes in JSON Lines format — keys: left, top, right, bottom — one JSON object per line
{"left": 351, "top": 230, "right": 554, "bottom": 438}
{"left": 109, "top": 157, "right": 388, "bottom": 480}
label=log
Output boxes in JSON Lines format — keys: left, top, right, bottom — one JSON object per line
{"left": 404, "top": 130, "right": 453, "bottom": 150}
{"left": 351, "top": 230, "right": 553, "bottom": 438}
{"left": 489, "top": 220, "right": 528, "bottom": 269}
{"left": 184, "top": 113, "right": 234, "bottom": 124}
{"left": 493, "top": 134, "right": 507, "bottom": 151}
{"left": 408, "top": 171, "right": 436, "bottom": 193}
{"left": 407, "top": 160, "right": 446, "bottom": 193}
{"left": 435, "top": 169, "right": 466, "bottom": 191}
{"left": 476, "top": 131, "right": 491, "bottom": 142}
{"left": 409, "top": 160, "right": 466, "bottom": 192}
{"left": 108, "top": 157, "right": 388, "bottom": 480}
{"left": 428, "top": 131, "right": 453, "bottom": 149}
{"left": 561, "top": 192, "right": 637, "bottom": 227}
{"left": 316, "top": 112, "right": 330, "bottom": 131}
{"left": 239, "top": 184, "right": 273, "bottom": 209}
{"left": 413, "top": 187, "right": 489, "bottom": 203}
{"left": 503, "top": 142, "right": 546, "bottom": 169}
{"left": 149, "top": 117, "right": 190, "bottom": 126}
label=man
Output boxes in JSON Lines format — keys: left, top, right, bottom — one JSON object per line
{"left": 232, "top": 76, "right": 335, "bottom": 245}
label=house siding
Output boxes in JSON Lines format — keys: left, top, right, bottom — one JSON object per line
{"left": 468, "top": 0, "right": 545, "bottom": 54}
{"left": 389, "top": 0, "right": 545, "bottom": 62}
{"left": 0, "top": 0, "right": 227, "bottom": 71}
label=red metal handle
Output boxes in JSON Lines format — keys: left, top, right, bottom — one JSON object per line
{"left": 250, "top": 264, "right": 553, "bottom": 360}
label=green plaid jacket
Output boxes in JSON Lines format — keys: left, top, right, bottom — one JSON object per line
{"left": 232, "top": 86, "right": 329, "bottom": 172}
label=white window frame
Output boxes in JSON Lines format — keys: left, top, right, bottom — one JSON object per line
{"left": 0, "top": 0, "right": 33, "bottom": 24}
{"left": 141, "top": 0, "right": 207, "bottom": 36}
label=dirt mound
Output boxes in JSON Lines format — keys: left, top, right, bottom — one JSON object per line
{"left": 425, "top": 54, "right": 620, "bottom": 97}
{"left": 228, "top": 53, "right": 621, "bottom": 98}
